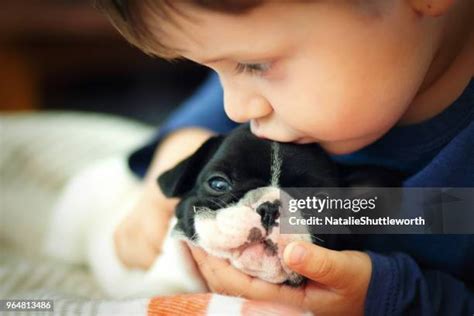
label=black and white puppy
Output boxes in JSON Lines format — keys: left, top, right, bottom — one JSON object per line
{"left": 158, "top": 124, "right": 403, "bottom": 286}
{"left": 45, "top": 124, "right": 402, "bottom": 298}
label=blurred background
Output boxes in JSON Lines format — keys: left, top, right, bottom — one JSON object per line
{"left": 0, "top": 1, "right": 213, "bottom": 300}
{"left": 0, "top": 0, "right": 209, "bottom": 125}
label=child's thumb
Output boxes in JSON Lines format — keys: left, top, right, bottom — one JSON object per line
{"left": 283, "top": 241, "right": 355, "bottom": 289}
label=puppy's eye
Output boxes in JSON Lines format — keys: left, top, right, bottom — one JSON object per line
{"left": 207, "top": 176, "right": 232, "bottom": 193}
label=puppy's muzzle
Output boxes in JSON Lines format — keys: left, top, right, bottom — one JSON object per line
{"left": 256, "top": 200, "right": 281, "bottom": 231}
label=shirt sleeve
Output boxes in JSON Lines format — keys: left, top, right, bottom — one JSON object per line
{"left": 365, "top": 251, "right": 474, "bottom": 316}
{"left": 128, "top": 71, "right": 239, "bottom": 178}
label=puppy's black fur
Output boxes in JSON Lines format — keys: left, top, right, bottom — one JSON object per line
{"left": 158, "top": 125, "right": 405, "bottom": 246}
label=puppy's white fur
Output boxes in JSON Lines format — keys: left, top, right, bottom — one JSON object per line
{"left": 44, "top": 157, "right": 205, "bottom": 298}
{"left": 192, "top": 186, "right": 312, "bottom": 284}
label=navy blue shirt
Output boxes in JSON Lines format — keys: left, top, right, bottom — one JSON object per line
{"left": 129, "top": 72, "right": 474, "bottom": 315}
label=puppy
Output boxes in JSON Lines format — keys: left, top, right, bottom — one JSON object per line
{"left": 45, "top": 124, "right": 403, "bottom": 298}
{"left": 157, "top": 124, "right": 403, "bottom": 286}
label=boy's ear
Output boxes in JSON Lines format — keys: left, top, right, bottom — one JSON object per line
{"left": 157, "top": 135, "right": 225, "bottom": 198}
{"left": 409, "top": 0, "right": 455, "bottom": 17}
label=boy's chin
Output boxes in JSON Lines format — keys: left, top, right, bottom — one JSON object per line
{"left": 319, "top": 136, "right": 380, "bottom": 155}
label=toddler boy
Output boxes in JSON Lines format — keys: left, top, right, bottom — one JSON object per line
{"left": 97, "top": 1, "right": 474, "bottom": 314}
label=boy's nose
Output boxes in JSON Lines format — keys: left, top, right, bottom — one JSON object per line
{"left": 224, "top": 94, "right": 273, "bottom": 123}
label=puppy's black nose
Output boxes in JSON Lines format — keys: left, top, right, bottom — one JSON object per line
{"left": 257, "top": 200, "right": 281, "bottom": 230}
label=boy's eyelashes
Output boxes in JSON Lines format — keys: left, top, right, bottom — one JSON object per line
{"left": 234, "top": 62, "right": 271, "bottom": 76}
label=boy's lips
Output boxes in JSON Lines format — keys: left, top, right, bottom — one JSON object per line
{"left": 249, "top": 120, "right": 265, "bottom": 138}
{"left": 295, "top": 137, "right": 317, "bottom": 144}
{"left": 250, "top": 120, "right": 318, "bottom": 144}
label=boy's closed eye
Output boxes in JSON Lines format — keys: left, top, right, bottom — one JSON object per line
{"left": 234, "top": 62, "right": 272, "bottom": 76}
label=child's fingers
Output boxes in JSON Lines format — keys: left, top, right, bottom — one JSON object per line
{"left": 283, "top": 241, "right": 371, "bottom": 290}
{"left": 188, "top": 246, "right": 307, "bottom": 305}
{"left": 188, "top": 245, "right": 357, "bottom": 315}
{"left": 114, "top": 226, "right": 158, "bottom": 269}
{"left": 190, "top": 246, "right": 254, "bottom": 294}
{"left": 188, "top": 246, "right": 213, "bottom": 279}
{"left": 114, "top": 195, "right": 176, "bottom": 270}
{"left": 144, "top": 210, "right": 171, "bottom": 254}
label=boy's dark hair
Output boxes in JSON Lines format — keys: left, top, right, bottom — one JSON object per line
{"left": 94, "top": 0, "right": 263, "bottom": 59}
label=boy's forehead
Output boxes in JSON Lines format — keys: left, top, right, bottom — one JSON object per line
{"left": 146, "top": 1, "right": 389, "bottom": 62}
{"left": 148, "top": 2, "right": 304, "bottom": 61}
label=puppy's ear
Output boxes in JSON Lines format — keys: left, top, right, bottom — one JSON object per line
{"left": 157, "top": 135, "right": 225, "bottom": 197}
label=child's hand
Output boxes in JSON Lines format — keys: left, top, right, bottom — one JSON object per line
{"left": 114, "top": 192, "right": 177, "bottom": 269}
{"left": 189, "top": 241, "right": 372, "bottom": 316}
{"left": 114, "top": 128, "right": 215, "bottom": 270}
